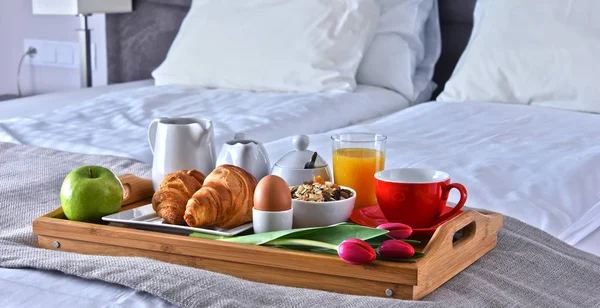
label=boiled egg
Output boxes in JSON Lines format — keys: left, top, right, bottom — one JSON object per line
{"left": 253, "top": 175, "right": 292, "bottom": 212}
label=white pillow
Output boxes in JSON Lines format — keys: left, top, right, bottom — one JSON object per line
{"left": 152, "top": 0, "right": 379, "bottom": 93}
{"left": 356, "top": 0, "right": 440, "bottom": 102}
{"left": 438, "top": 0, "right": 600, "bottom": 113}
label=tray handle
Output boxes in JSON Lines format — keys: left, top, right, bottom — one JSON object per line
{"left": 119, "top": 174, "right": 155, "bottom": 206}
{"left": 422, "top": 210, "right": 503, "bottom": 256}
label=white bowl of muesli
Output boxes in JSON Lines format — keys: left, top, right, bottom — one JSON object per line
{"left": 290, "top": 178, "right": 356, "bottom": 228}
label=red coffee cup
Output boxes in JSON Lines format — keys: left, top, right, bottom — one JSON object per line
{"left": 374, "top": 168, "right": 467, "bottom": 228}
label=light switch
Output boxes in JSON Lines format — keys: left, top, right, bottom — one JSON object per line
{"left": 40, "top": 43, "right": 56, "bottom": 64}
{"left": 23, "top": 39, "right": 79, "bottom": 69}
{"left": 57, "top": 45, "right": 74, "bottom": 65}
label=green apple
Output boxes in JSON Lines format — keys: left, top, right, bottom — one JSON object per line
{"left": 60, "top": 166, "right": 123, "bottom": 222}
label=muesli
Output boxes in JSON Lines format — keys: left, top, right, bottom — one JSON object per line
{"left": 290, "top": 176, "right": 353, "bottom": 202}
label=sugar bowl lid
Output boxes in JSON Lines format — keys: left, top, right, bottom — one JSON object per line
{"left": 273, "top": 135, "right": 328, "bottom": 169}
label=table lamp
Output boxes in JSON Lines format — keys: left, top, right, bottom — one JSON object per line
{"left": 32, "top": 0, "right": 132, "bottom": 88}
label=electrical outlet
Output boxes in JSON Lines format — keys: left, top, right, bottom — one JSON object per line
{"left": 23, "top": 39, "right": 96, "bottom": 71}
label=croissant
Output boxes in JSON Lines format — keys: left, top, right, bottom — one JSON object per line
{"left": 152, "top": 169, "right": 206, "bottom": 225}
{"left": 184, "top": 165, "right": 257, "bottom": 229}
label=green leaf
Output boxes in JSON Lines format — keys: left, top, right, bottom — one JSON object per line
{"left": 190, "top": 222, "right": 388, "bottom": 246}
{"left": 265, "top": 239, "right": 338, "bottom": 251}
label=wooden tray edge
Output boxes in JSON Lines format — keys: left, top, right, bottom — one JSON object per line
{"left": 32, "top": 174, "right": 504, "bottom": 300}
{"left": 413, "top": 210, "right": 503, "bottom": 299}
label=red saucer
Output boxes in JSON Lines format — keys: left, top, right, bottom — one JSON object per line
{"left": 349, "top": 205, "right": 463, "bottom": 239}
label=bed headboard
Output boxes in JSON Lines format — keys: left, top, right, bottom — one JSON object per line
{"left": 106, "top": 0, "right": 476, "bottom": 94}
{"left": 106, "top": 0, "right": 191, "bottom": 84}
{"left": 432, "top": 0, "right": 476, "bottom": 96}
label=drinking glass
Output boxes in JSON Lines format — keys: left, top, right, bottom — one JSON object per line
{"left": 331, "top": 133, "right": 387, "bottom": 210}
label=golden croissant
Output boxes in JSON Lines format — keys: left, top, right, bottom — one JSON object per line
{"left": 184, "top": 165, "right": 257, "bottom": 229}
{"left": 152, "top": 169, "right": 206, "bottom": 225}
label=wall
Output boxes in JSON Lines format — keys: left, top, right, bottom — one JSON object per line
{"left": 0, "top": 0, "right": 107, "bottom": 96}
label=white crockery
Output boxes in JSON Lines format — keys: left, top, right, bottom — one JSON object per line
{"left": 103, "top": 204, "right": 252, "bottom": 236}
{"left": 292, "top": 186, "right": 356, "bottom": 228}
{"left": 374, "top": 168, "right": 450, "bottom": 184}
{"left": 148, "top": 117, "right": 217, "bottom": 191}
{"left": 252, "top": 208, "right": 293, "bottom": 234}
{"left": 271, "top": 135, "right": 332, "bottom": 186}
{"left": 216, "top": 133, "right": 270, "bottom": 181}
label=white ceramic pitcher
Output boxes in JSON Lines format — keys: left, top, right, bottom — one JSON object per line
{"left": 148, "top": 117, "right": 216, "bottom": 191}
{"left": 216, "top": 133, "right": 270, "bottom": 181}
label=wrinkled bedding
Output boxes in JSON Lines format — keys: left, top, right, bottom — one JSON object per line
{"left": 0, "top": 84, "right": 408, "bottom": 164}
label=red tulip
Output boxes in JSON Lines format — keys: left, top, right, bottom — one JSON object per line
{"left": 377, "top": 223, "right": 413, "bottom": 239}
{"left": 378, "top": 240, "right": 415, "bottom": 259}
{"left": 337, "top": 238, "right": 376, "bottom": 265}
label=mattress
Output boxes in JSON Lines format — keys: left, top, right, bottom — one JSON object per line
{"left": 0, "top": 84, "right": 408, "bottom": 164}
{"left": 0, "top": 80, "right": 154, "bottom": 120}
{"left": 263, "top": 101, "right": 600, "bottom": 256}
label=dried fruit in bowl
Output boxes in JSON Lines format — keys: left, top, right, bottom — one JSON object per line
{"left": 314, "top": 175, "right": 325, "bottom": 184}
{"left": 290, "top": 176, "right": 353, "bottom": 202}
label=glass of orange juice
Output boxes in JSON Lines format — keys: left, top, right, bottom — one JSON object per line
{"left": 331, "top": 133, "right": 386, "bottom": 210}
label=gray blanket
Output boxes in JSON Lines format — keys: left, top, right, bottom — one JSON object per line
{"left": 1, "top": 142, "right": 599, "bottom": 308}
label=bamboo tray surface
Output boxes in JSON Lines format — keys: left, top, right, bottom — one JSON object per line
{"left": 32, "top": 174, "right": 503, "bottom": 300}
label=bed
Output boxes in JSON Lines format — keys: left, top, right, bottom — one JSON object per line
{"left": 0, "top": 0, "right": 440, "bottom": 161}
{"left": 1, "top": 0, "right": 599, "bottom": 307}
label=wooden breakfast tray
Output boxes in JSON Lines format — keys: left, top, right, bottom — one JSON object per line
{"left": 32, "top": 174, "right": 503, "bottom": 300}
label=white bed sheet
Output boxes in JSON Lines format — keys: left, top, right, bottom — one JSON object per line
{"left": 0, "top": 84, "right": 408, "bottom": 164}
{"left": 0, "top": 80, "right": 154, "bottom": 120}
{"left": 263, "top": 101, "right": 600, "bottom": 256}
{"left": 575, "top": 227, "right": 600, "bottom": 256}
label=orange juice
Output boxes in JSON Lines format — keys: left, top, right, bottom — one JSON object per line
{"left": 332, "top": 148, "right": 385, "bottom": 209}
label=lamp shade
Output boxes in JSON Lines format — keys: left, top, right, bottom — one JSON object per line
{"left": 32, "top": 0, "right": 132, "bottom": 15}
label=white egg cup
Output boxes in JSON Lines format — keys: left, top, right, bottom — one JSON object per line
{"left": 252, "top": 207, "right": 293, "bottom": 234}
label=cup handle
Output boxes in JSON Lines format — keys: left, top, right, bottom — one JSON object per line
{"left": 435, "top": 183, "right": 468, "bottom": 224}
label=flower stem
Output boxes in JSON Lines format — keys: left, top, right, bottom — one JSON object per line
{"left": 264, "top": 239, "right": 339, "bottom": 251}
{"left": 402, "top": 239, "right": 421, "bottom": 244}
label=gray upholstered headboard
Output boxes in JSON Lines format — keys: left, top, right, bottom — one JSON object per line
{"left": 433, "top": 0, "right": 476, "bottom": 96}
{"left": 106, "top": 0, "right": 191, "bottom": 84}
{"left": 106, "top": 0, "right": 476, "bottom": 94}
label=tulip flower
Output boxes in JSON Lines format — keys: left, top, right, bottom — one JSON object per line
{"left": 265, "top": 238, "right": 377, "bottom": 265}
{"left": 337, "top": 238, "right": 377, "bottom": 265}
{"left": 377, "top": 222, "right": 413, "bottom": 239}
{"left": 377, "top": 239, "right": 415, "bottom": 259}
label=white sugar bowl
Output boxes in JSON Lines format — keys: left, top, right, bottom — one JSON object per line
{"left": 270, "top": 135, "right": 331, "bottom": 186}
